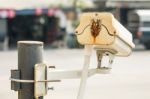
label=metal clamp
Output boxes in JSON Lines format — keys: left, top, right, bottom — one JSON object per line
{"left": 10, "top": 68, "right": 60, "bottom": 92}
{"left": 10, "top": 78, "right": 61, "bottom": 83}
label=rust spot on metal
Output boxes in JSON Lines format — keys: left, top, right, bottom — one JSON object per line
{"left": 114, "top": 30, "right": 116, "bottom": 34}
{"left": 91, "top": 19, "right": 101, "bottom": 42}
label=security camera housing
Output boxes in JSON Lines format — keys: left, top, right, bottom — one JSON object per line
{"left": 75, "top": 12, "right": 135, "bottom": 56}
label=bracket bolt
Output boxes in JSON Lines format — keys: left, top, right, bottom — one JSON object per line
{"left": 48, "top": 66, "right": 55, "bottom": 69}
{"left": 48, "top": 87, "right": 54, "bottom": 90}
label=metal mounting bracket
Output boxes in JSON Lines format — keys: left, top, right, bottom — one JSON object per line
{"left": 10, "top": 45, "right": 115, "bottom": 99}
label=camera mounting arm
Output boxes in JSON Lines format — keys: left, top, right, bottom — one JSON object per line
{"left": 10, "top": 45, "right": 114, "bottom": 99}
{"left": 35, "top": 45, "right": 114, "bottom": 99}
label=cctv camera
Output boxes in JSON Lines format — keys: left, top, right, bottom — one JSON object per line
{"left": 75, "top": 12, "right": 135, "bottom": 56}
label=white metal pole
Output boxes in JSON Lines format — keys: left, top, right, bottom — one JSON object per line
{"left": 77, "top": 45, "right": 92, "bottom": 99}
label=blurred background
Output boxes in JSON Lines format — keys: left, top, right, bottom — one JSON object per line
{"left": 0, "top": 0, "right": 150, "bottom": 99}
{"left": 0, "top": 0, "right": 150, "bottom": 50}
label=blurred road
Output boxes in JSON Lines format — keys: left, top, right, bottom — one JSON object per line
{"left": 0, "top": 46, "right": 150, "bottom": 99}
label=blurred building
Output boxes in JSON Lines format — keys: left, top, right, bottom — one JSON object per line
{"left": 0, "top": 0, "right": 95, "bottom": 48}
{"left": 1, "top": 0, "right": 150, "bottom": 48}
{"left": 92, "top": 0, "right": 150, "bottom": 25}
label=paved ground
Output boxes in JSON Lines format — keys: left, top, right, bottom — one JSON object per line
{"left": 0, "top": 47, "right": 150, "bottom": 99}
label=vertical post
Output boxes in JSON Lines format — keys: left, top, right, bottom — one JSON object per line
{"left": 18, "top": 41, "right": 43, "bottom": 99}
